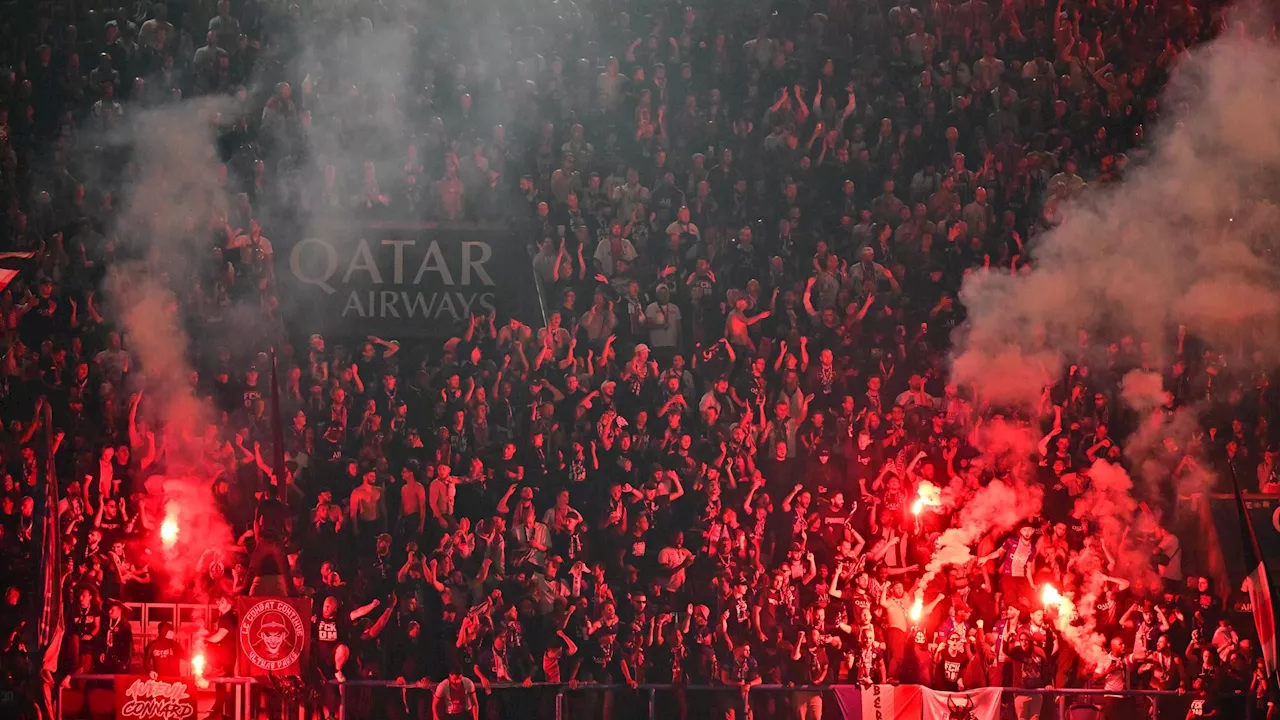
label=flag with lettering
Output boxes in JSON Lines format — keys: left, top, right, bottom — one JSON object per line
{"left": 115, "top": 676, "right": 198, "bottom": 720}
{"left": 834, "top": 685, "right": 1000, "bottom": 720}
{"left": 833, "top": 684, "right": 922, "bottom": 720}
{"left": 236, "top": 597, "right": 312, "bottom": 676}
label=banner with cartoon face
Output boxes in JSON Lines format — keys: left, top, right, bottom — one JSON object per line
{"left": 237, "top": 597, "right": 312, "bottom": 676}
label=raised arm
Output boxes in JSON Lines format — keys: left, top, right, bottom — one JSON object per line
{"left": 349, "top": 598, "right": 381, "bottom": 621}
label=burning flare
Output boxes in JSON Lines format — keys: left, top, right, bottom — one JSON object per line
{"left": 160, "top": 517, "right": 179, "bottom": 548}
{"left": 912, "top": 480, "right": 943, "bottom": 515}
{"left": 909, "top": 599, "right": 923, "bottom": 622}
{"left": 191, "top": 653, "right": 208, "bottom": 688}
{"left": 1042, "top": 584, "right": 1063, "bottom": 607}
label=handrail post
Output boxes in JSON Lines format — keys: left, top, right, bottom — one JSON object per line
{"left": 648, "top": 686, "right": 656, "bottom": 720}
{"left": 1057, "top": 690, "right": 1066, "bottom": 720}
{"left": 555, "top": 689, "right": 565, "bottom": 720}
{"left": 338, "top": 682, "right": 347, "bottom": 720}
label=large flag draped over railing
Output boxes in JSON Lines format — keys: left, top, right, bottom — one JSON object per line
{"left": 833, "top": 684, "right": 1002, "bottom": 720}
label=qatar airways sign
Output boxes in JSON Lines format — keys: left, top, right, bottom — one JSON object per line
{"left": 282, "top": 223, "right": 538, "bottom": 337}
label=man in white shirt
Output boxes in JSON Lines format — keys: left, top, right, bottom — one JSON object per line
{"left": 657, "top": 531, "right": 695, "bottom": 592}
{"left": 434, "top": 670, "right": 479, "bottom": 720}
{"left": 644, "top": 284, "right": 681, "bottom": 362}
{"left": 664, "top": 205, "right": 701, "bottom": 244}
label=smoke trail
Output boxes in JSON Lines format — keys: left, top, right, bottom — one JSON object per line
{"left": 917, "top": 477, "right": 1042, "bottom": 592}
{"left": 1047, "top": 589, "right": 1110, "bottom": 670}
{"left": 1049, "top": 460, "right": 1163, "bottom": 668}
{"left": 93, "top": 99, "right": 241, "bottom": 598}
{"left": 912, "top": 416, "right": 1045, "bottom": 601}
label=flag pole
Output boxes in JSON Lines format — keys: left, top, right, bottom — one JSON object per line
{"left": 269, "top": 347, "right": 286, "bottom": 499}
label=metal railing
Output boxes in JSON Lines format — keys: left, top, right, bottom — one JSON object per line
{"left": 119, "top": 601, "right": 218, "bottom": 671}
{"left": 57, "top": 675, "right": 1255, "bottom": 720}
{"left": 328, "top": 680, "right": 1247, "bottom": 720}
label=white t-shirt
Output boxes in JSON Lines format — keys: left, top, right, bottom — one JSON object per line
{"left": 434, "top": 677, "right": 476, "bottom": 715}
{"left": 657, "top": 546, "right": 694, "bottom": 591}
{"left": 645, "top": 301, "right": 681, "bottom": 349}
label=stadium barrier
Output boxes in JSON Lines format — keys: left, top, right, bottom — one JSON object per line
{"left": 57, "top": 675, "right": 1254, "bottom": 720}
{"left": 330, "top": 681, "right": 1250, "bottom": 720}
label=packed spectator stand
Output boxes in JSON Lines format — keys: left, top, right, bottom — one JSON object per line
{"left": 0, "top": 0, "right": 1276, "bottom": 719}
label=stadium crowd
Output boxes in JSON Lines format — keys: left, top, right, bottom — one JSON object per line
{"left": 0, "top": 0, "right": 1277, "bottom": 718}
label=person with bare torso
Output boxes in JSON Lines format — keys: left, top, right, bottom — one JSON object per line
{"left": 438, "top": 159, "right": 466, "bottom": 220}
{"left": 400, "top": 465, "right": 427, "bottom": 539}
{"left": 725, "top": 295, "right": 771, "bottom": 353}
{"left": 349, "top": 470, "right": 387, "bottom": 538}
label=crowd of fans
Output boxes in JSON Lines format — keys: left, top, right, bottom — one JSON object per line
{"left": 0, "top": 0, "right": 1278, "bottom": 718}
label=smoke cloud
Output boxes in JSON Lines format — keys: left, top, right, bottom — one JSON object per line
{"left": 951, "top": 30, "right": 1280, "bottom": 410}
{"left": 946, "top": 23, "right": 1280, "bottom": 665}
{"left": 918, "top": 477, "right": 1042, "bottom": 593}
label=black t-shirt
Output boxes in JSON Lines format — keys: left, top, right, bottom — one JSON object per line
{"left": 846, "top": 589, "right": 874, "bottom": 621}
{"left": 255, "top": 497, "right": 289, "bottom": 542}
{"left": 1008, "top": 644, "right": 1048, "bottom": 688}
{"left": 581, "top": 637, "right": 621, "bottom": 682}
{"left": 935, "top": 649, "right": 967, "bottom": 691}
{"left": 648, "top": 642, "right": 688, "bottom": 683}
{"left": 209, "top": 612, "right": 237, "bottom": 670}
{"left": 794, "top": 646, "right": 830, "bottom": 685}
{"left": 242, "top": 380, "right": 263, "bottom": 409}
{"left": 851, "top": 444, "right": 881, "bottom": 483}
{"left": 145, "top": 637, "right": 183, "bottom": 676}
{"left": 313, "top": 610, "right": 352, "bottom": 660}
{"left": 817, "top": 503, "right": 857, "bottom": 550}
{"left": 1188, "top": 692, "right": 1217, "bottom": 717}
{"left": 734, "top": 372, "right": 769, "bottom": 411}
{"left": 22, "top": 296, "right": 61, "bottom": 342}
{"left": 96, "top": 516, "right": 126, "bottom": 547}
